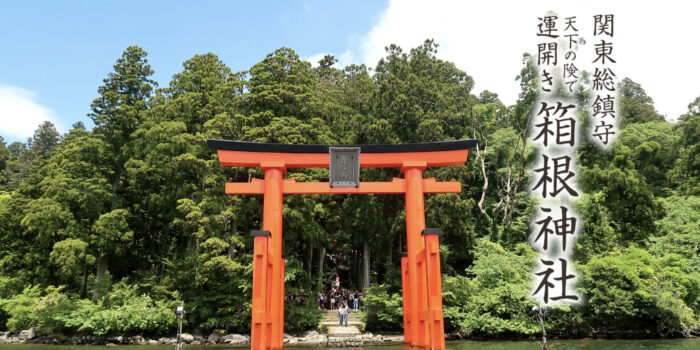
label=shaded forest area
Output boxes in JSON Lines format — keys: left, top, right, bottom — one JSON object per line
{"left": 0, "top": 40, "right": 697, "bottom": 338}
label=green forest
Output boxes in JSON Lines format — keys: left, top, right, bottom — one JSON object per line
{"left": 0, "top": 40, "right": 697, "bottom": 338}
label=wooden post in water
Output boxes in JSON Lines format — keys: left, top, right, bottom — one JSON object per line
{"left": 176, "top": 302, "right": 184, "bottom": 350}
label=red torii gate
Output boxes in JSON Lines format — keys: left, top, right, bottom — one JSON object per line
{"left": 208, "top": 139, "right": 476, "bottom": 349}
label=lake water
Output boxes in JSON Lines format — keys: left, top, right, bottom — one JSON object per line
{"left": 1, "top": 339, "right": 699, "bottom": 350}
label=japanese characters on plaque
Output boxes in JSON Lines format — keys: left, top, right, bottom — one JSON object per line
{"left": 532, "top": 13, "right": 617, "bottom": 306}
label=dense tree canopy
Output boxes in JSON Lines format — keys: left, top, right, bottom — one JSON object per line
{"left": 0, "top": 41, "right": 697, "bottom": 338}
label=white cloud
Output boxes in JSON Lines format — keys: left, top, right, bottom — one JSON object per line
{"left": 0, "top": 84, "right": 60, "bottom": 141}
{"left": 303, "top": 49, "right": 355, "bottom": 69}
{"left": 312, "top": 0, "right": 700, "bottom": 120}
{"left": 303, "top": 52, "right": 331, "bottom": 67}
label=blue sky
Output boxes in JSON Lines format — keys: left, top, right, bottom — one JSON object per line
{"left": 2, "top": 1, "right": 698, "bottom": 144}
{"left": 0, "top": 0, "right": 386, "bottom": 143}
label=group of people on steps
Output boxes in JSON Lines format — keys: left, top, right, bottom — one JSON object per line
{"left": 316, "top": 275, "right": 362, "bottom": 326}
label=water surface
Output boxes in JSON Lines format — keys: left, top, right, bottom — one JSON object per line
{"left": 1, "top": 339, "right": 698, "bottom": 350}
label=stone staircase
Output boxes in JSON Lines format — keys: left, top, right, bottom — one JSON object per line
{"left": 320, "top": 309, "right": 363, "bottom": 347}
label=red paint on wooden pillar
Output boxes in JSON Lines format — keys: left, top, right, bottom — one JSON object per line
{"left": 251, "top": 233, "right": 269, "bottom": 350}
{"left": 403, "top": 164, "right": 430, "bottom": 347}
{"left": 400, "top": 255, "right": 412, "bottom": 343}
{"left": 262, "top": 166, "right": 285, "bottom": 349}
{"left": 423, "top": 232, "right": 446, "bottom": 350}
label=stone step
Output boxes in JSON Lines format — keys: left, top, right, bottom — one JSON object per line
{"left": 323, "top": 311, "right": 360, "bottom": 317}
{"left": 322, "top": 321, "right": 361, "bottom": 327}
{"left": 327, "top": 335, "right": 363, "bottom": 348}
{"left": 323, "top": 311, "right": 361, "bottom": 316}
{"left": 327, "top": 326, "right": 361, "bottom": 336}
{"left": 322, "top": 314, "right": 361, "bottom": 319}
{"left": 321, "top": 309, "right": 364, "bottom": 338}
{"left": 323, "top": 310, "right": 359, "bottom": 313}
{"left": 321, "top": 315, "right": 361, "bottom": 320}
{"left": 327, "top": 326, "right": 363, "bottom": 348}
{"left": 320, "top": 321, "right": 362, "bottom": 328}
{"left": 322, "top": 317, "right": 361, "bottom": 322}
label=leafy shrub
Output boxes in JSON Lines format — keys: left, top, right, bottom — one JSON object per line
{"left": 0, "top": 285, "right": 73, "bottom": 332}
{"left": 283, "top": 257, "right": 322, "bottom": 332}
{"left": 32, "top": 286, "right": 74, "bottom": 333}
{"left": 442, "top": 239, "right": 540, "bottom": 336}
{"left": 57, "top": 281, "right": 177, "bottom": 335}
{"left": 161, "top": 245, "right": 251, "bottom": 334}
{"left": 578, "top": 246, "right": 699, "bottom": 336}
{"left": 361, "top": 284, "right": 404, "bottom": 332}
{"left": 284, "top": 301, "right": 322, "bottom": 332}
{"left": 0, "top": 285, "right": 42, "bottom": 331}
{"left": 0, "top": 276, "right": 23, "bottom": 330}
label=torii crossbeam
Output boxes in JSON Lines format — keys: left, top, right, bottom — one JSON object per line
{"left": 208, "top": 139, "right": 477, "bottom": 350}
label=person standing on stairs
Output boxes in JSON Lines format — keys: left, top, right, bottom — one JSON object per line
{"left": 318, "top": 290, "right": 326, "bottom": 310}
{"left": 338, "top": 302, "right": 349, "bottom": 326}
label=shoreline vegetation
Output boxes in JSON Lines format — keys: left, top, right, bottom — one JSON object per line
{"left": 0, "top": 41, "right": 698, "bottom": 342}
